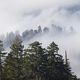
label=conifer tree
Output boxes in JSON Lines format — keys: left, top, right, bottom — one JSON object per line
{"left": 0, "top": 40, "right": 6, "bottom": 80}
{"left": 64, "top": 51, "right": 72, "bottom": 80}
{"left": 4, "top": 36, "right": 25, "bottom": 80}
{"left": 47, "top": 42, "right": 60, "bottom": 80}
{"left": 3, "top": 41, "right": 80, "bottom": 80}
{"left": 47, "top": 42, "right": 71, "bottom": 80}
{"left": 24, "top": 41, "right": 46, "bottom": 80}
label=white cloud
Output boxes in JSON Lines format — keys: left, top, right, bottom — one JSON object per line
{"left": 0, "top": 0, "right": 80, "bottom": 34}
{"left": 0, "top": 0, "right": 80, "bottom": 77}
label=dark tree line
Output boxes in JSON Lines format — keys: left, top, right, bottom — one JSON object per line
{"left": 3, "top": 26, "right": 49, "bottom": 47}
{"left": 2, "top": 25, "right": 74, "bottom": 48}
{"left": 0, "top": 36, "right": 79, "bottom": 80}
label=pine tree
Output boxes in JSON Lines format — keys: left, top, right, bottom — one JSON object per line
{"left": 24, "top": 41, "right": 47, "bottom": 80}
{"left": 47, "top": 42, "right": 60, "bottom": 80}
{"left": 64, "top": 51, "right": 72, "bottom": 80}
{"left": 4, "top": 36, "right": 25, "bottom": 80}
{"left": 3, "top": 41, "right": 80, "bottom": 80}
{"left": 38, "top": 26, "right": 42, "bottom": 33}
{"left": 47, "top": 42, "right": 72, "bottom": 80}
{"left": 0, "top": 40, "right": 6, "bottom": 80}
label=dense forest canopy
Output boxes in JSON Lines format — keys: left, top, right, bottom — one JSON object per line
{"left": 0, "top": 36, "right": 79, "bottom": 80}
{"left": 0, "top": 0, "right": 80, "bottom": 80}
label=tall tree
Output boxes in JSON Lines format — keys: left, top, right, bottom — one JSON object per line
{"left": 64, "top": 51, "right": 72, "bottom": 80}
{"left": 4, "top": 36, "right": 24, "bottom": 80}
{"left": 0, "top": 40, "right": 6, "bottom": 80}
{"left": 38, "top": 26, "right": 42, "bottom": 33}
{"left": 47, "top": 42, "right": 72, "bottom": 80}
{"left": 24, "top": 41, "right": 46, "bottom": 80}
{"left": 3, "top": 41, "right": 80, "bottom": 80}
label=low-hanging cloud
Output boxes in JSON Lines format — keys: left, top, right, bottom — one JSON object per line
{"left": 0, "top": 0, "right": 80, "bottom": 34}
{"left": 0, "top": 0, "right": 80, "bottom": 78}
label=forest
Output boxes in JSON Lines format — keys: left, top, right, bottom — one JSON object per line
{"left": 0, "top": 35, "right": 79, "bottom": 80}
{"left": 0, "top": 25, "right": 74, "bottom": 48}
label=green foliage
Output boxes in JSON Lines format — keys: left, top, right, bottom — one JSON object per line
{"left": 1, "top": 40, "right": 79, "bottom": 80}
{"left": 3, "top": 36, "right": 25, "bottom": 80}
{"left": 24, "top": 41, "right": 46, "bottom": 80}
{"left": 0, "top": 40, "right": 6, "bottom": 80}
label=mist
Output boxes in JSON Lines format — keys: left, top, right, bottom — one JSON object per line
{"left": 33, "top": 31, "right": 80, "bottom": 77}
{"left": 0, "top": 0, "right": 80, "bottom": 78}
{"left": 0, "top": 0, "right": 80, "bottom": 34}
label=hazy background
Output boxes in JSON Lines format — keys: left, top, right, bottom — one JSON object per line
{"left": 0, "top": 0, "right": 80, "bottom": 77}
{"left": 0, "top": 0, "right": 80, "bottom": 34}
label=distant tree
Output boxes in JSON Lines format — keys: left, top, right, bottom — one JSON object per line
{"left": 38, "top": 26, "right": 42, "bottom": 33}
{"left": 34, "top": 30, "right": 38, "bottom": 35}
{"left": 43, "top": 27, "right": 49, "bottom": 33}
{"left": 4, "top": 32, "right": 15, "bottom": 47}
{"left": 22, "top": 29, "right": 34, "bottom": 41}
{"left": 28, "top": 29, "right": 34, "bottom": 38}
{"left": 22, "top": 30, "right": 30, "bottom": 40}
{"left": 51, "top": 24, "right": 63, "bottom": 34}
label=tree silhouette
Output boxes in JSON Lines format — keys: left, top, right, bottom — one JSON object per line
{"left": 0, "top": 40, "right": 6, "bottom": 80}
{"left": 4, "top": 36, "right": 24, "bottom": 80}
{"left": 3, "top": 41, "right": 80, "bottom": 80}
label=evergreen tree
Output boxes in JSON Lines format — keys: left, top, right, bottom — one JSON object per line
{"left": 64, "top": 51, "right": 72, "bottom": 80}
{"left": 38, "top": 26, "right": 42, "bottom": 33}
{"left": 47, "top": 42, "right": 60, "bottom": 80}
{"left": 47, "top": 42, "right": 72, "bottom": 80}
{"left": 24, "top": 41, "right": 46, "bottom": 80}
{"left": 0, "top": 40, "right": 6, "bottom": 80}
{"left": 4, "top": 36, "right": 25, "bottom": 80}
{"left": 43, "top": 27, "right": 49, "bottom": 33}
{"left": 2, "top": 41, "right": 80, "bottom": 80}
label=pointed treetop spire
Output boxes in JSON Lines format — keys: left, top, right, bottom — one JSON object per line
{"left": 65, "top": 50, "right": 68, "bottom": 64}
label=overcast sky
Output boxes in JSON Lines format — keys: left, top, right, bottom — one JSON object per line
{"left": 0, "top": 0, "right": 80, "bottom": 34}
{"left": 1, "top": 0, "right": 80, "bottom": 77}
